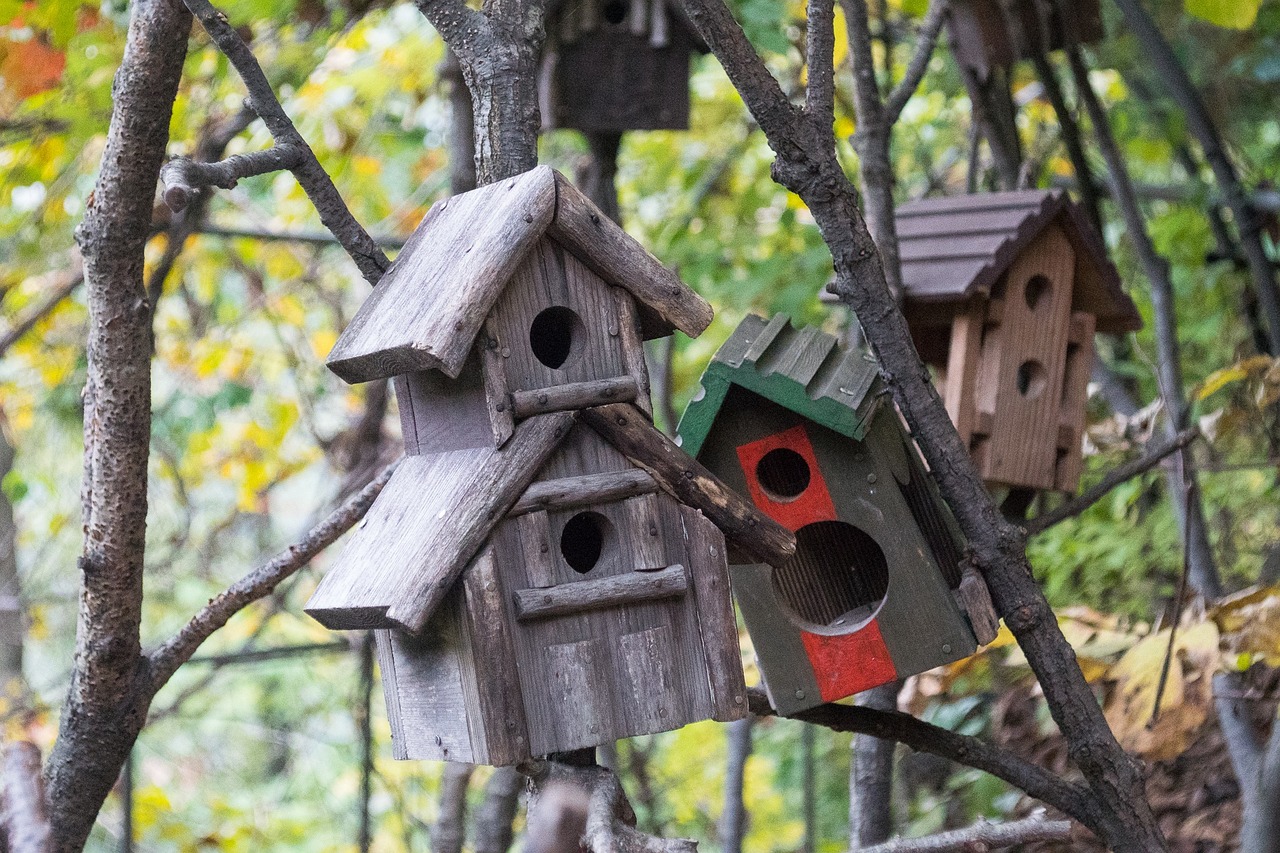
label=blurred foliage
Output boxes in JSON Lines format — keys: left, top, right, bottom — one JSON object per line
{"left": 2, "top": 0, "right": 1280, "bottom": 849}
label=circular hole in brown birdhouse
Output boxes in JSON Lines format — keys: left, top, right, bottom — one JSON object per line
{"left": 561, "top": 511, "right": 609, "bottom": 573}
{"left": 755, "top": 448, "right": 811, "bottom": 501}
{"left": 602, "top": 0, "right": 628, "bottom": 25}
{"left": 771, "top": 521, "right": 889, "bottom": 632}
{"left": 530, "top": 306, "right": 585, "bottom": 369}
{"left": 1024, "top": 275, "right": 1052, "bottom": 311}
{"left": 1016, "top": 359, "right": 1047, "bottom": 399}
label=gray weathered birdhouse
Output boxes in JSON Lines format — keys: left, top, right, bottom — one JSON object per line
{"left": 541, "top": 0, "right": 706, "bottom": 132}
{"left": 305, "top": 166, "right": 794, "bottom": 763}
{"left": 947, "top": 0, "right": 1104, "bottom": 78}
{"left": 678, "top": 315, "right": 993, "bottom": 716}
{"left": 891, "top": 191, "right": 1142, "bottom": 494}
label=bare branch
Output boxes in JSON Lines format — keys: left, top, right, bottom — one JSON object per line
{"left": 415, "top": 0, "right": 493, "bottom": 62}
{"left": 746, "top": 690, "right": 1097, "bottom": 830}
{"left": 804, "top": 0, "right": 837, "bottom": 132}
{"left": 146, "top": 462, "right": 397, "bottom": 693}
{"left": 1025, "top": 426, "right": 1200, "bottom": 535}
{"left": 857, "top": 812, "right": 1074, "bottom": 852}
{"left": 160, "top": 145, "right": 305, "bottom": 212}
{"left": 1, "top": 742, "right": 51, "bottom": 853}
{"left": 0, "top": 261, "right": 83, "bottom": 360}
{"left": 883, "top": 0, "right": 947, "bottom": 125}
{"left": 181, "top": 0, "right": 390, "bottom": 285}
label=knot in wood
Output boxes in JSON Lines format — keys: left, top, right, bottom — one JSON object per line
{"left": 1003, "top": 603, "right": 1043, "bottom": 633}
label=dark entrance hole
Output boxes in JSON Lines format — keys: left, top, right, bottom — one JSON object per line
{"left": 1024, "top": 274, "right": 1052, "bottom": 311}
{"left": 530, "top": 306, "right": 584, "bottom": 369}
{"left": 602, "top": 0, "right": 628, "bottom": 24}
{"left": 755, "top": 447, "right": 811, "bottom": 501}
{"left": 772, "top": 521, "right": 889, "bottom": 629}
{"left": 561, "top": 511, "right": 608, "bottom": 573}
{"left": 1016, "top": 359, "right": 1047, "bottom": 399}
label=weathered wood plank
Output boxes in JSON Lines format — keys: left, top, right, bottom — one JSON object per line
{"left": 511, "top": 376, "right": 639, "bottom": 418}
{"left": 622, "top": 493, "right": 666, "bottom": 570}
{"left": 581, "top": 403, "right": 796, "bottom": 567}
{"left": 548, "top": 172, "right": 712, "bottom": 339}
{"left": 680, "top": 506, "right": 748, "bottom": 722}
{"left": 614, "top": 289, "right": 653, "bottom": 417}
{"left": 516, "top": 511, "right": 557, "bottom": 588}
{"left": 461, "top": 548, "right": 533, "bottom": 765}
{"left": 480, "top": 316, "right": 516, "bottom": 447}
{"left": 538, "top": 639, "right": 615, "bottom": 754}
{"left": 328, "top": 167, "right": 557, "bottom": 382}
{"left": 513, "top": 564, "right": 687, "bottom": 622}
{"left": 618, "top": 626, "right": 681, "bottom": 733}
{"left": 305, "top": 411, "right": 574, "bottom": 633}
{"left": 943, "top": 296, "right": 987, "bottom": 445}
{"left": 510, "top": 469, "right": 658, "bottom": 516}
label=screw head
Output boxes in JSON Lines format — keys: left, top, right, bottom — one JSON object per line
{"left": 795, "top": 689, "right": 806, "bottom": 699}
{"left": 866, "top": 473, "right": 878, "bottom": 484}
{"left": 942, "top": 643, "right": 952, "bottom": 654}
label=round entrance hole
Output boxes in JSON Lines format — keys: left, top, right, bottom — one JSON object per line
{"left": 755, "top": 447, "right": 811, "bottom": 501}
{"left": 560, "top": 511, "right": 609, "bottom": 573}
{"left": 601, "top": 0, "right": 628, "bottom": 24}
{"left": 1024, "top": 275, "right": 1052, "bottom": 311}
{"left": 530, "top": 306, "right": 585, "bottom": 370}
{"left": 771, "top": 521, "right": 889, "bottom": 630}
{"left": 1016, "top": 359, "right": 1048, "bottom": 399}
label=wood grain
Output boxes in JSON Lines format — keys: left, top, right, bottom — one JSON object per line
{"left": 480, "top": 316, "right": 516, "bottom": 447}
{"left": 512, "top": 564, "right": 687, "bottom": 621}
{"left": 509, "top": 469, "right": 658, "bottom": 516}
{"left": 615, "top": 289, "right": 654, "bottom": 417}
{"left": 511, "top": 376, "right": 639, "bottom": 418}
{"left": 304, "top": 411, "right": 574, "bottom": 633}
{"left": 581, "top": 403, "right": 795, "bottom": 567}
{"left": 549, "top": 171, "right": 712, "bottom": 339}
{"left": 327, "top": 167, "right": 557, "bottom": 382}
{"left": 680, "top": 506, "right": 748, "bottom": 722}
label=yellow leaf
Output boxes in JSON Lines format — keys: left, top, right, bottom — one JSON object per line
{"left": 1213, "top": 583, "right": 1280, "bottom": 666}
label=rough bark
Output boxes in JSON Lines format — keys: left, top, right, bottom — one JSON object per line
{"left": 857, "top": 812, "right": 1074, "bottom": 852}
{"left": 676, "top": 0, "right": 1165, "bottom": 847}
{"left": 1215, "top": 672, "right": 1280, "bottom": 853}
{"left": 1064, "top": 43, "right": 1222, "bottom": 600}
{"left": 44, "top": 2, "right": 191, "bottom": 849}
{"left": 473, "top": 768, "right": 521, "bottom": 853}
{"left": 850, "top": 684, "right": 897, "bottom": 847}
{"left": 718, "top": 717, "right": 751, "bottom": 853}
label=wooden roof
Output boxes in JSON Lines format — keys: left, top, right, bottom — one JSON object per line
{"left": 677, "top": 314, "right": 884, "bottom": 458}
{"left": 327, "top": 166, "right": 713, "bottom": 384}
{"left": 893, "top": 190, "right": 1142, "bottom": 333}
{"left": 305, "top": 406, "right": 790, "bottom": 635}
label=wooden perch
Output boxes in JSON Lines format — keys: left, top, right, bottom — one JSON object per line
{"left": 580, "top": 404, "right": 795, "bottom": 567}
{"left": 512, "top": 377, "right": 640, "bottom": 418}
{"left": 514, "top": 565, "right": 687, "bottom": 621}
{"left": 2, "top": 742, "right": 51, "bottom": 853}
{"left": 510, "top": 469, "right": 658, "bottom": 516}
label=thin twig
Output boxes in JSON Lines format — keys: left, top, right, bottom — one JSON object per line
{"left": 0, "top": 262, "right": 83, "bottom": 360}
{"left": 1025, "top": 426, "right": 1200, "bottom": 534}
{"left": 882, "top": 0, "right": 947, "bottom": 124}
{"left": 160, "top": 144, "right": 306, "bottom": 212}
{"left": 1150, "top": 458, "right": 1195, "bottom": 726}
{"left": 857, "top": 811, "right": 1074, "bottom": 852}
{"left": 181, "top": 0, "right": 390, "bottom": 285}
{"left": 146, "top": 462, "right": 397, "bottom": 693}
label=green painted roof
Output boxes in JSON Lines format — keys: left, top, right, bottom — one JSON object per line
{"left": 677, "top": 314, "right": 884, "bottom": 457}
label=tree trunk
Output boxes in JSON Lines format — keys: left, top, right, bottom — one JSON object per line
{"left": 473, "top": 767, "right": 521, "bottom": 853}
{"left": 43, "top": 2, "right": 191, "bottom": 850}
{"left": 850, "top": 684, "right": 897, "bottom": 847}
{"left": 432, "top": 764, "right": 475, "bottom": 853}
{"left": 719, "top": 717, "right": 752, "bottom": 853}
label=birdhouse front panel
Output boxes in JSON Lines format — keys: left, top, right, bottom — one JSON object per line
{"left": 947, "top": 0, "right": 1104, "bottom": 77}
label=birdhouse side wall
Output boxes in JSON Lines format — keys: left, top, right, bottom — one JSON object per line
{"left": 550, "top": 32, "right": 693, "bottom": 132}
{"left": 393, "top": 351, "right": 498, "bottom": 455}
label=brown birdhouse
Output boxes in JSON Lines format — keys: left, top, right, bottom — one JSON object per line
{"left": 893, "top": 190, "right": 1142, "bottom": 494}
{"left": 540, "top": 0, "right": 706, "bottom": 132}
{"left": 679, "top": 315, "right": 995, "bottom": 716}
{"left": 306, "top": 166, "right": 794, "bottom": 764}
{"left": 946, "top": 0, "right": 1104, "bottom": 77}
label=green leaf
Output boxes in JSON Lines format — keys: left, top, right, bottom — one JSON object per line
{"left": 1, "top": 469, "right": 27, "bottom": 503}
{"left": 1185, "top": 0, "right": 1262, "bottom": 29}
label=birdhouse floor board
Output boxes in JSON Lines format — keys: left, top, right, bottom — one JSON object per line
{"left": 509, "top": 469, "right": 658, "bottom": 516}
{"left": 511, "top": 376, "right": 639, "bottom": 418}
{"left": 512, "top": 564, "right": 688, "bottom": 622}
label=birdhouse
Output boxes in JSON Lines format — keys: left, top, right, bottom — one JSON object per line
{"left": 946, "top": 0, "right": 1104, "bottom": 77}
{"left": 892, "top": 190, "right": 1142, "bottom": 494}
{"left": 540, "top": 0, "right": 706, "bottom": 132}
{"left": 678, "top": 315, "right": 992, "bottom": 716}
{"left": 305, "top": 166, "right": 795, "bottom": 764}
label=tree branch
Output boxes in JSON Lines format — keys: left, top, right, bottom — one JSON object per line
{"left": 0, "top": 261, "right": 83, "bottom": 360}
{"left": 160, "top": 144, "right": 305, "bottom": 212}
{"left": 146, "top": 462, "right": 396, "bottom": 693}
{"left": 1, "top": 742, "right": 50, "bottom": 853}
{"left": 529, "top": 764, "right": 696, "bottom": 853}
{"left": 415, "top": 0, "right": 494, "bottom": 63}
{"left": 882, "top": 0, "right": 947, "bottom": 125}
{"left": 181, "top": 0, "right": 390, "bottom": 285}
{"left": 804, "top": 0, "right": 836, "bottom": 131}
{"left": 745, "top": 690, "right": 1097, "bottom": 830}
{"left": 857, "top": 812, "right": 1074, "bottom": 853}
{"left": 1025, "top": 426, "right": 1200, "bottom": 535}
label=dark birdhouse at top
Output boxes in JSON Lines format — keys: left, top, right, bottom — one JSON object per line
{"left": 305, "top": 166, "right": 795, "bottom": 764}
{"left": 678, "top": 315, "right": 993, "bottom": 716}
{"left": 893, "top": 191, "right": 1142, "bottom": 494}
{"left": 541, "top": 0, "right": 706, "bottom": 132}
{"left": 947, "top": 0, "right": 1104, "bottom": 77}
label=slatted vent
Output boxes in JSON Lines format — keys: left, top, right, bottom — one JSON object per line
{"left": 772, "top": 521, "right": 888, "bottom": 628}
{"left": 897, "top": 475, "right": 963, "bottom": 589}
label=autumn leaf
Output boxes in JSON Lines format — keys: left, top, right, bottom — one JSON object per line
{"left": 1213, "top": 583, "right": 1280, "bottom": 667}
{"left": 0, "top": 35, "right": 65, "bottom": 99}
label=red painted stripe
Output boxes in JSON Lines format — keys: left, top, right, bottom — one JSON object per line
{"left": 799, "top": 621, "right": 898, "bottom": 700}
{"left": 734, "top": 425, "right": 837, "bottom": 531}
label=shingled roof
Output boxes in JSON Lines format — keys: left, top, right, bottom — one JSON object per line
{"left": 678, "top": 314, "right": 884, "bottom": 458}
{"left": 326, "top": 166, "right": 712, "bottom": 384}
{"left": 893, "top": 190, "right": 1142, "bottom": 333}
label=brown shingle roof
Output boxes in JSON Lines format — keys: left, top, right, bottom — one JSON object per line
{"left": 894, "top": 190, "right": 1142, "bottom": 333}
